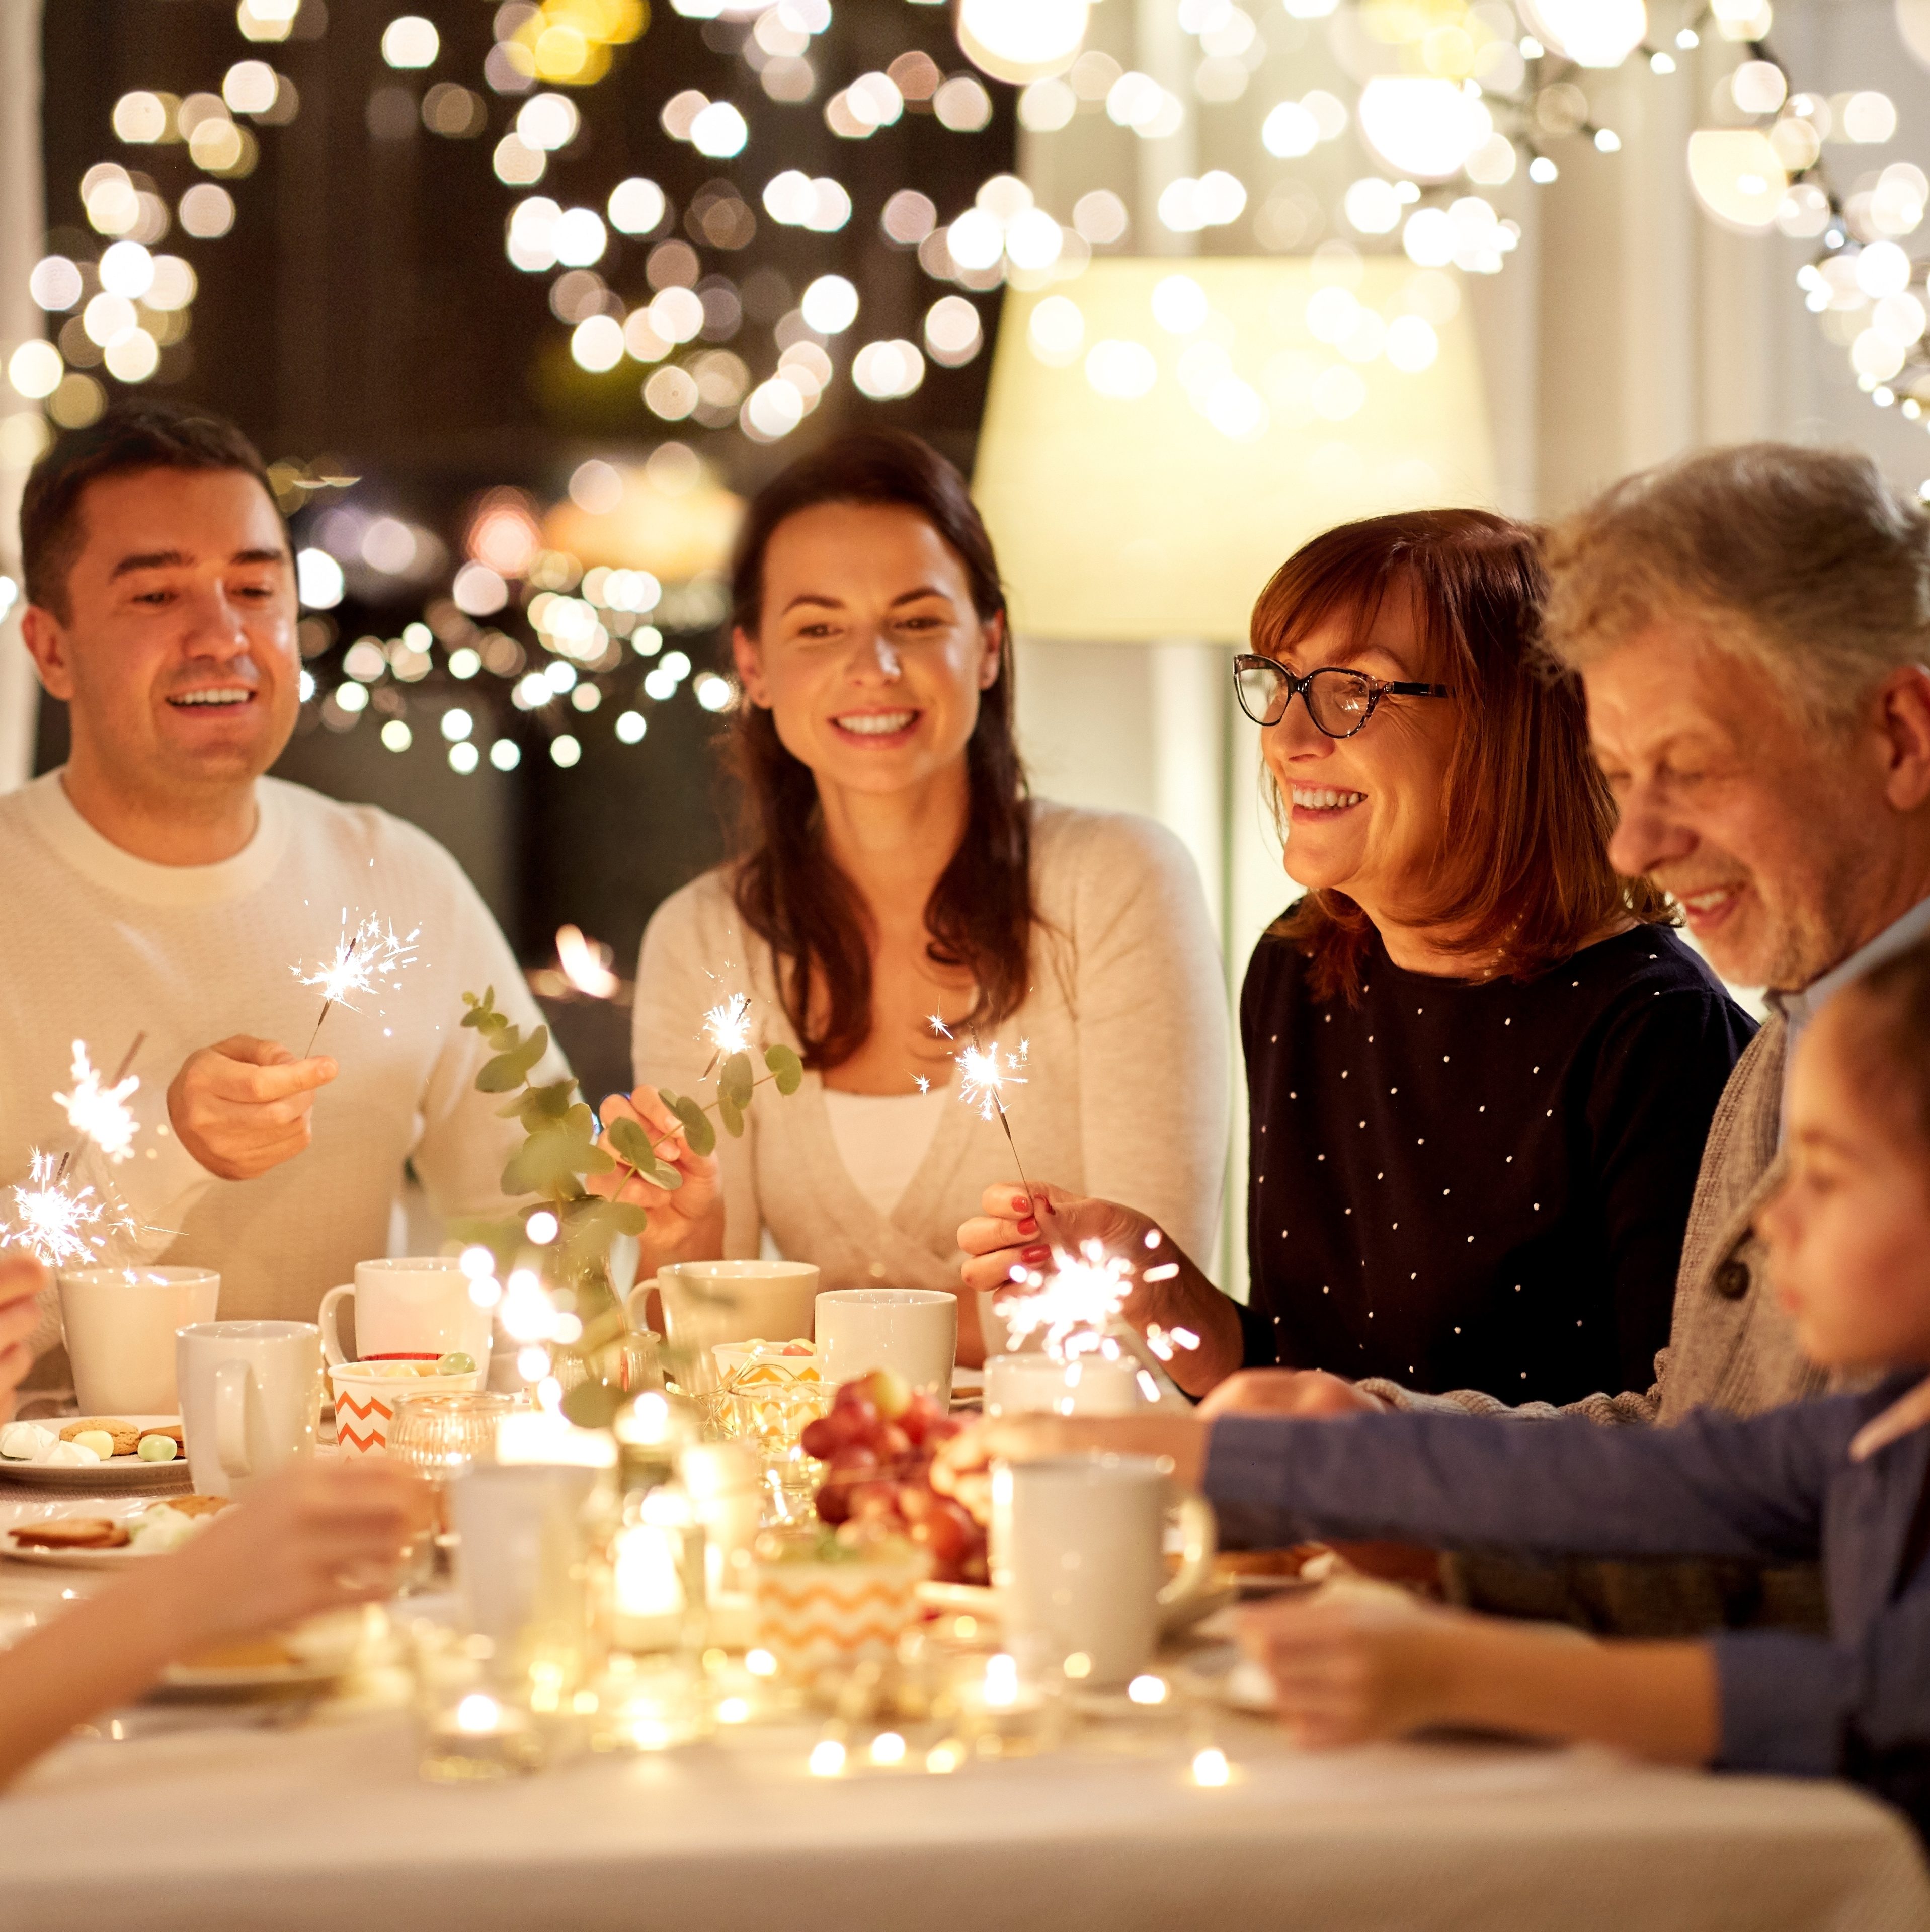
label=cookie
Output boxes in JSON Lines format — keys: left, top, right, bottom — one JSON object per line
{"left": 60, "top": 1418, "right": 140, "bottom": 1457}
{"left": 138, "top": 1425, "right": 185, "bottom": 1448}
{"left": 11, "top": 1518, "right": 130, "bottom": 1550}
{"left": 166, "top": 1495, "right": 233, "bottom": 1519}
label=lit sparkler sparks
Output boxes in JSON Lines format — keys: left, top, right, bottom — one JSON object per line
{"left": 703, "top": 992, "right": 753, "bottom": 1058}
{"left": 6, "top": 1150, "right": 114, "bottom": 1268}
{"left": 929, "top": 1015, "right": 1034, "bottom": 1203}
{"left": 54, "top": 1039, "right": 141, "bottom": 1165}
{"left": 293, "top": 914, "right": 421, "bottom": 1055}
{"left": 1001, "top": 1239, "right": 1135, "bottom": 1361}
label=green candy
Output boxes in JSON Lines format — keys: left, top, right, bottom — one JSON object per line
{"left": 137, "top": 1435, "right": 178, "bottom": 1462}
{"left": 436, "top": 1352, "right": 476, "bottom": 1376}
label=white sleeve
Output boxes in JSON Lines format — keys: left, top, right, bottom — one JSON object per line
{"left": 1064, "top": 815, "right": 1230, "bottom": 1266}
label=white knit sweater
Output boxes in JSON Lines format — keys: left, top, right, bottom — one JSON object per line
{"left": 0, "top": 772, "right": 558, "bottom": 1352}
{"left": 632, "top": 802, "right": 1231, "bottom": 1305}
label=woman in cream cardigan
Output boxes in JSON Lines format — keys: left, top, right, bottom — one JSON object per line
{"left": 600, "top": 431, "right": 1227, "bottom": 1365}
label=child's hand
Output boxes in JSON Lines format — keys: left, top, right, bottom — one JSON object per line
{"left": 1237, "top": 1589, "right": 1467, "bottom": 1747}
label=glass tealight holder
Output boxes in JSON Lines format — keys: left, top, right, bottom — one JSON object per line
{"left": 711, "top": 1343, "right": 833, "bottom": 1520}
{"left": 388, "top": 1393, "right": 529, "bottom": 1589}
{"left": 409, "top": 1623, "right": 551, "bottom": 1783}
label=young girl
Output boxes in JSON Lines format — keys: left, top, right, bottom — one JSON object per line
{"left": 939, "top": 935, "right": 1930, "bottom": 1833}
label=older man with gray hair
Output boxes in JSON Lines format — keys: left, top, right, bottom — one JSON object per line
{"left": 1206, "top": 441, "right": 1930, "bottom": 1627}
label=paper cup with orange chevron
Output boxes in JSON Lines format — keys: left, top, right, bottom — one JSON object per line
{"left": 752, "top": 1549, "right": 931, "bottom": 1687}
{"left": 329, "top": 1361, "right": 486, "bottom": 1458}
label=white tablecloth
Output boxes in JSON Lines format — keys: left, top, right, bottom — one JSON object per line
{"left": 3, "top": 1494, "right": 1927, "bottom": 1932}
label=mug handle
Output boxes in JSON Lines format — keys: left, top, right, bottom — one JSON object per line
{"left": 214, "top": 1359, "right": 253, "bottom": 1479}
{"left": 1156, "top": 1493, "right": 1218, "bottom": 1611}
{"left": 625, "top": 1278, "right": 661, "bottom": 1336}
{"left": 317, "top": 1285, "right": 353, "bottom": 1366}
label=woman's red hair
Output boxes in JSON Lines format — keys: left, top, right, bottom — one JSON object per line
{"left": 1259, "top": 508, "right": 1671, "bottom": 999}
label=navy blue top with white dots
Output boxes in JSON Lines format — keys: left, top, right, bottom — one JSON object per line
{"left": 1237, "top": 923, "right": 1754, "bottom": 1404}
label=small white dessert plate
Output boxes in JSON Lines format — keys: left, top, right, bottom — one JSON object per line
{"left": 0, "top": 1531, "right": 158, "bottom": 1570}
{"left": 0, "top": 1416, "right": 188, "bottom": 1489}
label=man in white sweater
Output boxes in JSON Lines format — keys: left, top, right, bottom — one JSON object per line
{"left": 2, "top": 401, "right": 556, "bottom": 1367}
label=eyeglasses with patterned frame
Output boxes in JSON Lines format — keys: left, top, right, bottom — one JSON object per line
{"left": 1231, "top": 655, "right": 1452, "bottom": 738}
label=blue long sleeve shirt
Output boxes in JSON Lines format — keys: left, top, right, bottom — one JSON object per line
{"left": 1204, "top": 1376, "right": 1930, "bottom": 1828}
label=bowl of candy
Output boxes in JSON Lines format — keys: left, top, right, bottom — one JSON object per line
{"left": 330, "top": 1355, "right": 486, "bottom": 1458}
{"left": 750, "top": 1523, "right": 931, "bottom": 1688}
{"left": 710, "top": 1340, "right": 833, "bottom": 1506}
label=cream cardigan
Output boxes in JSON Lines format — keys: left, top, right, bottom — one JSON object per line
{"left": 631, "top": 802, "right": 1230, "bottom": 1305}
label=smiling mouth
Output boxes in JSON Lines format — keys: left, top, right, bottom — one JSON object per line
{"left": 1290, "top": 785, "right": 1365, "bottom": 814}
{"left": 831, "top": 709, "right": 919, "bottom": 738}
{"left": 1673, "top": 882, "right": 1746, "bottom": 929}
{"left": 167, "top": 688, "right": 256, "bottom": 710}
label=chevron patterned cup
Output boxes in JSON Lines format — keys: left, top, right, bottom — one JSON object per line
{"left": 751, "top": 1547, "right": 931, "bottom": 1688}
{"left": 329, "top": 1361, "right": 488, "bottom": 1458}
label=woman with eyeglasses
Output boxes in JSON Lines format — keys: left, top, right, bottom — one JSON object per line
{"left": 595, "top": 431, "right": 1228, "bottom": 1367}
{"left": 960, "top": 509, "right": 1754, "bottom": 1408}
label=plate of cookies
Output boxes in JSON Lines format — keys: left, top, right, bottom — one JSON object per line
{"left": 2, "top": 1494, "right": 232, "bottom": 1568}
{"left": 0, "top": 1416, "right": 188, "bottom": 1486}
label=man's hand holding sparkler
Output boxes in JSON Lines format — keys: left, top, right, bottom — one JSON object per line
{"left": 589, "top": 1087, "right": 723, "bottom": 1263}
{"left": 0, "top": 1255, "right": 47, "bottom": 1421}
{"left": 956, "top": 1180, "right": 1246, "bottom": 1394}
{"left": 167, "top": 1037, "right": 337, "bottom": 1181}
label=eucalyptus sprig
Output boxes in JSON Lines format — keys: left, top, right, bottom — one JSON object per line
{"left": 448, "top": 985, "right": 803, "bottom": 1427}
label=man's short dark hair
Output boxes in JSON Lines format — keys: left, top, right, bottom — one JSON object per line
{"left": 19, "top": 400, "right": 281, "bottom": 622}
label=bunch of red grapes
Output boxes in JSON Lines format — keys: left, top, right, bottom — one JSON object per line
{"left": 801, "top": 1369, "right": 989, "bottom": 1585}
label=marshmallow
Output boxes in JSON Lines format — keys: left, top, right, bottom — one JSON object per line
{"left": 42, "top": 1440, "right": 102, "bottom": 1466}
{"left": 0, "top": 1422, "right": 54, "bottom": 1461}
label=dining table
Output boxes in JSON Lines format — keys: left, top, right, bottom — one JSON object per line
{"left": 3, "top": 1479, "right": 1929, "bottom": 1932}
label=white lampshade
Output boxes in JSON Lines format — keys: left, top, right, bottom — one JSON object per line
{"left": 973, "top": 257, "right": 1497, "bottom": 645}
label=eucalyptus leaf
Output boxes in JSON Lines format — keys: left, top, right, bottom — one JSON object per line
{"left": 650, "top": 1160, "right": 684, "bottom": 1192}
{"left": 502, "top": 1113, "right": 603, "bottom": 1196}
{"left": 606, "top": 1116, "right": 658, "bottom": 1173}
{"left": 669, "top": 1094, "right": 716, "bottom": 1158}
{"left": 477, "top": 1024, "right": 548, "bottom": 1093}
{"left": 460, "top": 987, "right": 496, "bottom": 1028}
{"left": 718, "top": 1093, "right": 744, "bottom": 1139}
{"left": 720, "top": 1051, "right": 754, "bottom": 1111}
{"left": 764, "top": 1042, "right": 803, "bottom": 1095}
{"left": 518, "top": 1080, "right": 576, "bottom": 1131}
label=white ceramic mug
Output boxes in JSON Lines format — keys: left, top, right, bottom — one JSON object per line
{"left": 815, "top": 1289, "right": 957, "bottom": 1403}
{"left": 635, "top": 1262, "right": 821, "bottom": 1390}
{"left": 58, "top": 1265, "right": 220, "bottom": 1414}
{"left": 318, "top": 1257, "right": 492, "bottom": 1369}
{"left": 984, "top": 1351, "right": 1142, "bottom": 1418}
{"left": 991, "top": 1452, "right": 1217, "bottom": 1686}
{"left": 176, "top": 1320, "right": 322, "bottom": 1498}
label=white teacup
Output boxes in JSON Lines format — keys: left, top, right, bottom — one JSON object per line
{"left": 59, "top": 1265, "right": 219, "bottom": 1414}
{"left": 984, "top": 1351, "right": 1142, "bottom": 1418}
{"left": 634, "top": 1262, "right": 821, "bottom": 1390}
{"left": 991, "top": 1452, "right": 1217, "bottom": 1686}
{"left": 176, "top": 1320, "right": 322, "bottom": 1498}
{"left": 318, "top": 1257, "right": 492, "bottom": 1369}
{"left": 815, "top": 1288, "right": 957, "bottom": 1403}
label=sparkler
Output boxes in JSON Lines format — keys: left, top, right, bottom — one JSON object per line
{"left": 5, "top": 1150, "right": 117, "bottom": 1269}
{"left": 1000, "top": 1239, "right": 1134, "bottom": 1361}
{"left": 929, "top": 1015, "right": 1033, "bottom": 1205}
{"left": 53, "top": 1033, "right": 145, "bottom": 1172}
{"left": 293, "top": 914, "right": 421, "bottom": 1056}
{"left": 703, "top": 992, "right": 753, "bottom": 1058}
